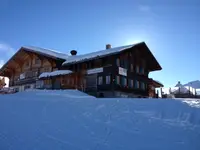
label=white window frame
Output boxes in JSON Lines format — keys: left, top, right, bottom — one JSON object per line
{"left": 123, "top": 77, "right": 127, "bottom": 86}
{"left": 136, "top": 65, "right": 139, "bottom": 73}
{"left": 106, "top": 75, "right": 111, "bottom": 84}
{"left": 116, "top": 58, "right": 120, "bottom": 67}
{"left": 141, "top": 82, "right": 145, "bottom": 90}
{"left": 98, "top": 76, "right": 103, "bottom": 85}
{"left": 116, "top": 76, "right": 120, "bottom": 84}
{"left": 131, "top": 64, "right": 134, "bottom": 72}
{"left": 136, "top": 80, "right": 139, "bottom": 89}
{"left": 129, "top": 79, "right": 133, "bottom": 88}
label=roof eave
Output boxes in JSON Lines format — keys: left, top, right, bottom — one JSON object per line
{"left": 21, "top": 47, "right": 66, "bottom": 61}
{"left": 0, "top": 48, "right": 22, "bottom": 73}
{"left": 62, "top": 50, "right": 122, "bottom": 66}
{"left": 138, "top": 42, "right": 162, "bottom": 72}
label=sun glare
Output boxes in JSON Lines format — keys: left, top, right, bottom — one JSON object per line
{"left": 125, "top": 40, "right": 143, "bottom": 45}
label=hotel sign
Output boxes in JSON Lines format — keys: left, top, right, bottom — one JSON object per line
{"left": 87, "top": 67, "right": 103, "bottom": 75}
{"left": 119, "top": 67, "right": 127, "bottom": 76}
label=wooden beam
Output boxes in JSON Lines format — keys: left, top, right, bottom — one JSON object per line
{"left": 46, "top": 58, "right": 55, "bottom": 72}
{"left": 30, "top": 54, "right": 33, "bottom": 70}
{"left": 12, "top": 59, "right": 23, "bottom": 72}
{"left": 2, "top": 67, "right": 15, "bottom": 79}
{"left": 35, "top": 54, "right": 44, "bottom": 62}
{"left": 22, "top": 51, "right": 34, "bottom": 70}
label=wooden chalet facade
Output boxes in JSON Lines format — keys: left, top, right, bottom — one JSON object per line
{"left": 0, "top": 46, "right": 68, "bottom": 92}
{"left": 0, "top": 42, "right": 163, "bottom": 98}
{"left": 60, "top": 43, "right": 162, "bottom": 97}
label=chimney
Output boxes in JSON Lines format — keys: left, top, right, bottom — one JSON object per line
{"left": 70, "top": 50, "right": 77, "bottom": 56}
{"left": 106, "top": 44, "right": 111, "bottom": 49}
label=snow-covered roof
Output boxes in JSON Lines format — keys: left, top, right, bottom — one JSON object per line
{"left": 154, "top": 80, "right": 163, "bottom": 86}
{"left": 39, "top": 70, "right": 73, "bottom": 78}
{"left": 22, "top": 46, "right": 69, "bottom": 60}
{"left": 171, "top": 86, "right": 196, "bottom": 95}
{"left": 63, "top": 44, "right": 135, "bottom": 65}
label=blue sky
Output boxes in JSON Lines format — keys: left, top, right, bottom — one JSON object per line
{"left": 0, "top": 0, "right": 199, "bottom": 87}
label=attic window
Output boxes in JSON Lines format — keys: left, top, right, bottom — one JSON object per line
{"left": 25, "top": 61, "right": 29, "bottom": 67}
{"left": 35, "top": 58, "right": 41, "bottom": 65}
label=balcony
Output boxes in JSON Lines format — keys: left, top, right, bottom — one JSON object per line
{"left": 10, "top": 70, "right": 40, "bottom": 86}
{"left": 13, "top": 77, "right": 38, "bottom": 86}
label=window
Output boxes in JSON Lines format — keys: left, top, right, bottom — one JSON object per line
{"left": 36, "top": 80, "right": 44, "bottom": 88}
{"left": 128, "top": 79, "right": 134, "bottom": 88}
{"left": 115, "top": 76, "right": 120, "bottom": 84}
{"left": 116, "top": 58, "right": 120, "bottom": 66}
{"left": 135, "top": 80, "right": 139, "bottom": 89}
{"left": 106, "top": 75, "right": 111, "bottom": 84}
{"left": 124, "top": 60, "right": 128, "bottom": 69}
{"left": 88, "top": 62, "right": 92, "bottom": 69}
{"left": 24, "top": 85, "right": 31, "bottom": 90}
{"left": 121, "top": 76, "right": 127, "bottom": 86}
{"left": 32, "top": 71, "right": 38, "bottom": 77}
{"left": 95, "top": 59, "right": 102, "bottom": 67}
{"left": 25, "top": 61, "right": 29, "bottom": 68}
{"left": 137, "top": 80, "right": 140, "bottom": 88}
{"left": 130, "top": 64, "right": 134, "bottom": 72}
{"left": 44, "top": 67, "right": 51, "bottom": 72}
{"left": 120, "top": 59, "right": 123, "bottom": 67}
{"left": 136, "top": 65, "right": 139, "bottom": 73}
{"left": 44, "top": 79, "right": 51, "bottom": 85}
{"left": 141, "top": 82, "right": 145, "bottom": 90}
{"left": 140, "top": 66, "right": 145, "bottom": 74}
{"left": 25, "top": 72, "right": 32, "bottom": 78}
{"left": 98, "top": 76, "right": 103, "bottom": 85}
{"left": 35, "top": 58, "right": 40, "bottom": 65}
{"left": 15, "top": 87, "right": 19, "bottom": 92}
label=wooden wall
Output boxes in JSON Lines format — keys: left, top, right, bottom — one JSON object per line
{"left": 10, "top": 52, "right": 57, "bottom": 85}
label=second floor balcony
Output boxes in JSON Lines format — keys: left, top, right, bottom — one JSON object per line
{"left": 10, "top": 70, "right": 40, "bottom": 86}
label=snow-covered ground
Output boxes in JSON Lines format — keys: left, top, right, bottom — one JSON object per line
{"left": 0, "top": 90, "right": 200, "bottom": 150}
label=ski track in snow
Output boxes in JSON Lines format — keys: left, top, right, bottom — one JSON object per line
{"left": 0, "top": 90, "right": 200, "bottom": 150}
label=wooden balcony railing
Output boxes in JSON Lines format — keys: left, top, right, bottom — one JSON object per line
{"left": 10, "top": 70, "right": 40, "bottom": 86}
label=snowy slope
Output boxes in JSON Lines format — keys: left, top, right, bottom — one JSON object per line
{"left": 0, "top": 90, "right": 200, "bottom": 150}
{"left": 184, "top": 80, "right": 200, "bottom": 89}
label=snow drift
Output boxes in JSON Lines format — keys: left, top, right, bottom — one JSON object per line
{"left": 0, "top": 90, "right": 200, "bottom": 150}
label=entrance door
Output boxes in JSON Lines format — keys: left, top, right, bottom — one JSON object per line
{"left": 53, "top": 78, "right": 61, "bottom": 90}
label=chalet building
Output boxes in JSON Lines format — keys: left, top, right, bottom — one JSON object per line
{"left": 0, "top": 42, "right": 163, "bottom": 98}
{"left": 148, "top": 79, "right": 164, "bottom": 98}
{"left": 0, "top": 46, "right": 68, "bottom": 92}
